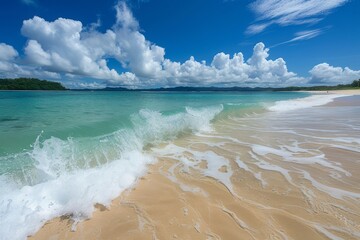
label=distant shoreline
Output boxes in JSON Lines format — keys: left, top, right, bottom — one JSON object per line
{"left": 0, "top": 78, "right": 66, "bottom": 91}
{"left": 301, "top": 89, "right": 360, "bottom": 95}
{"left": 73, "top": 85, "right": 360, "bottom": 92}
{"left": 1, "top": 77, "right": 359, "bottom": 92}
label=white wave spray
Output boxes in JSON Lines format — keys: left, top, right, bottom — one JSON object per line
{"left": 0, "top": 104, "right": 223, "bottom": 240}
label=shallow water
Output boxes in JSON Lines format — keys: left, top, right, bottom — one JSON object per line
{"left": 2, "top": 91, "right": 358, "bottom": 240}
{"left": 150, "top": 96, "right": 360, "bottom": 239}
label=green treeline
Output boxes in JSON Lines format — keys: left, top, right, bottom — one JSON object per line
{"left": 0, "top": 78, "right": 66, "bottom": 90}
{"left": 274, "top": 79, "right": 360, "bottom": 91}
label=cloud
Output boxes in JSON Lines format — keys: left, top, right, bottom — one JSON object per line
{"left": 0, "top": 1, "right": 358, "bottom": 88}
{"left": 245, "top": 22, "right": 271, "bottom": 35}
{"left": 20, "top": 15, "right": 139, "bottom": 85}
{"left": 0, "top": 43, "right": 18, "bottom": 61}
{"left": 22, "top": 0, "right": 36, "bottom": 6}
{"left": 290, "top": 29, "right": 324, "bottom": 42}
{"left": 0, "top": 60, "right": 61, "bottom": 80}
{"left": 64, "top": 81, "right": 107, "bottom": 89}
{"left": 309, "top": 63, "right": 360, "bottom": 85}
{"left": 16, "top": 1, "right": 166, "bottom": 86}
{"left": 0, "top": 43, "right": 61, "bottom": 79}
{"left": 272, "top": 28, "right": 325, "bottom": 47}
{"left": 113, "top": 1, "right": 165, "bottom": 78}
{"left": 247, "top": 0, "right": 348, "bottom": 34}
{"left": 157, "top": 42, "right": 303, "bottom": 87}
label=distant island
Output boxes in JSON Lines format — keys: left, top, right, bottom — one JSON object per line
{"left": 1, "top": 78, "right": 359, "bottom": 91}
{"left": 0, "top": 78, "right": 66, "bottom": 90}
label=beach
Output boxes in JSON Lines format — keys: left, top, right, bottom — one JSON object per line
{"left": 1, "top": 0, "right": 359, "bottom": 238}
{"left": 28, "top": 90, "right": 360, "bottom": 240}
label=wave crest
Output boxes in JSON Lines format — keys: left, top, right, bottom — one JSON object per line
{"left": 0, "top": 104, "right": 223, "bottom": 240}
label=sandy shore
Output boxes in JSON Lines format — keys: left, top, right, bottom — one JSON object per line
{"left": 30, "top": 90, "right": 360, "bottom": 240}
{"left": 301, "top": 89, "right": 360, "bottom": 96}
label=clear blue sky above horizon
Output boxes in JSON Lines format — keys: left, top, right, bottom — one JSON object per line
{"left": 0, "top": 0, "right": 359, "bottom": 88}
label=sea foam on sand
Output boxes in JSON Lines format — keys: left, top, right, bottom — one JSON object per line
{"left": 268, "top": 93, "right": 348, "bottom": 112}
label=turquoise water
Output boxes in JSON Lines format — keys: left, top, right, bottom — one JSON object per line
{"left": 0, "top": 90, "right": 310, "bottom": 239}
{"left": 0, "top": 91, "right": 307, "bottom": 155}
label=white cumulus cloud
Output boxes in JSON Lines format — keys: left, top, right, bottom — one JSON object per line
{"left": 21, "top": 15, "right": 136, "bottom": 84}
{"left": 11, "top": 1, "right": 304, "bottom": 87}
{"left": 113, "top": 1, "right": 165, "bottom": 78}
{"left": 0, "top": 1, "right": 358, "bottom": 88}
{"left": 0, "top": 43, "right": 18, "bottom": 61}
{"left": 0, "top": 43, "right": 61, "bottom": 79}
{"left": 154, "top": 42, "right": 304, "bottom": 87}
{"left": 309, "top": 63, "right": 360, "bottom": 84}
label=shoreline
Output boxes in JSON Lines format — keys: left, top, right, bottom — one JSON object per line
{"left": 29, "top": 90, "right": 360, "bottom": 239}
{"left": 301, "top": 89, "right": 360, "bottom": 95}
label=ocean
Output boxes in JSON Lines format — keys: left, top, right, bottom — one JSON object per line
{"left": 1, "top": 91, "right": 359, "bottom": 239}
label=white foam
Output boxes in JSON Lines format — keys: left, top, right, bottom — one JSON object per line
{"left": 251, "top": 144, "right": 350, "bottom": 176}
{"left": 235, "top": 156, "right": 267, "bottom": 187}
{"left": 185, "top": 104, "right": 223, "bottom": 132}
{"left": 160, "top": 162, "right": 206, "bottom": 195}
{"left": 0, "top": 151, "right": 154, "bottom": 240}
{"left": 0, "top": 104, "right": 224, "bottom": 240}
{"left": 314, "top": 225, "right": 347, "bottom": 240}
{"left": 268, "top": 94, "right": 348, "bottom": 112}
{"left": 302, "top": 171, "right": 360, "bottom": 199}
{"left": 249, "top": 151, "right": 293, "bottom": 184}
{"left": 153, "top": 143, "right": 234, "bottom": 194}
{"left": 132, "top": 104, "right": 223, "bottom": 143}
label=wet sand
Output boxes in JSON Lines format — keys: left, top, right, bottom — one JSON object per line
{"left": 30, "top": 90, "right": 360, "bottom": 240}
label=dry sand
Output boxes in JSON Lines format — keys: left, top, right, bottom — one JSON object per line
{"left": 30, "top": 90, "right": 360, "bottom": 240}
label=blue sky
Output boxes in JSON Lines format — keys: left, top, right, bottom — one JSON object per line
{"left": 0, "top": 0, "right": 359, "bottom": 88}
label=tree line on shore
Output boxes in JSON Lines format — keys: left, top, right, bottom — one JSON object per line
{"left": 0, "top": 78, "right": 66, "bottom": 90}
{"left": 0, "top": 78, "right": 359, "bottom": 91}
{"left": 274, "top": 79, "right": 360, "bottom": 91}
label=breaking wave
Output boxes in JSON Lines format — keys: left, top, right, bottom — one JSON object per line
{"left": 0, "top": 104, "right": 223, "bottom": 240}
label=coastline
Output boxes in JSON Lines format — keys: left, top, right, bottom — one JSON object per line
{"left": 302, "top": 89, "right": 360, "bottom": 95}
{"left": 30, "top": 90, "right": 360, "bottom": 239}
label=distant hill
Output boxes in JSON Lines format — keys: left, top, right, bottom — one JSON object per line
{"left": 2, "top": 77, "right": 359, "bottom": 92}
{"left": 81, "top": 79, "right": 360, "bottom": 92}
{"left": 0, "top": 78, "right": 66, "bottom": 90}
{"left": 92, "top": 86, "right": 273, "bottom": 92}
